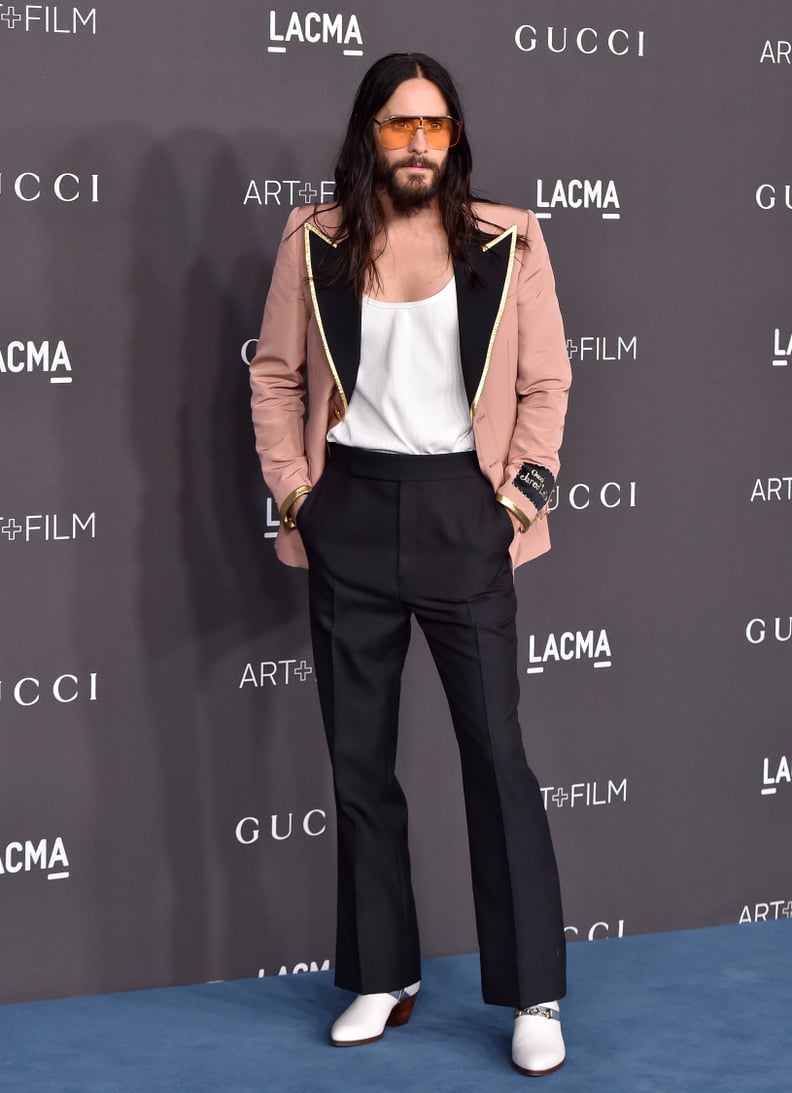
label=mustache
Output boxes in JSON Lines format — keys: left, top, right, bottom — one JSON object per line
{"left": 392, "top": 156, "right": 440, "bottom": 174}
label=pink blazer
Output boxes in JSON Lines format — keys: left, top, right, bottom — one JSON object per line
{"left": 250, "top": 201, "right": 571, "bottom": 570}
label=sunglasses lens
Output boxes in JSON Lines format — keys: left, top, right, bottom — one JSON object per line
{"left": 423, "top": 117, "right": 458, "bottom": 149}
{"left": 378, "top": 118, "right": 417, "bottom": 148}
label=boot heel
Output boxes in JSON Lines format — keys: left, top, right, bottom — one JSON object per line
{"left": 386, "top": 992, "right": 417, "bottom": 1028}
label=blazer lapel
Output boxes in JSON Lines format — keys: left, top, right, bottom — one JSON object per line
{"left": 304, "top": 223, "right": 360, "bottom": 412}
{"left": 455, "top": 225, "right": 517, "bottom": 416}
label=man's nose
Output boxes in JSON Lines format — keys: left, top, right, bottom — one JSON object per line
{"left": 407, "top": 123, "right": 428, "bottom": 153}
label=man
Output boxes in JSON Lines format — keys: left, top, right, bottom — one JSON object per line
{"left": 249, "top": 53, "right": 571, "bottom": 1077}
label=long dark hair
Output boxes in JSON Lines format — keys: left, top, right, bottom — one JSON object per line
{"left": 327, "top": 53, "right": 481, "bottom": 297}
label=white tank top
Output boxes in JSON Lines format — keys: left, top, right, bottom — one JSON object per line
{"left": 327, "top": 276, "right": 474, "bottom": 454}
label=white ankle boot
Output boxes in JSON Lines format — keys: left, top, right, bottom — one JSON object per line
{"left": 330, "top": 981, "right": 421, "bottom": 1046}
{"left": 512, "top": 1000, "right": 566, "bottom": 1076}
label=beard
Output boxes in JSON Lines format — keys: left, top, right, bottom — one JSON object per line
{"left": 375, "top": 154, "right": 445, "bottom": 215}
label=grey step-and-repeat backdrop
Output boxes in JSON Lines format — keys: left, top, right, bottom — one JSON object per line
{"left": 1, "top": 2, "right": 790, "bottom": 1004}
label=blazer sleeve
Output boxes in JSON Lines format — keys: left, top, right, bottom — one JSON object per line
{"left": 496, "top": 210, "right": 571, "bottom": 527}
{"left": 249, "top": 208, "right": 313, "bottom": 519}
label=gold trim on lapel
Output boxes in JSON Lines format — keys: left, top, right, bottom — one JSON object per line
{"left": 304, "top": 222, "right": 348, "bottom": 413}
{"left": 470, "top": 225, "right": 517, "bottom": 419}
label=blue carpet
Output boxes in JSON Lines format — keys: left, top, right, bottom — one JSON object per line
{"left": 0, "top": 922, "right": 789, "bottom": 1092}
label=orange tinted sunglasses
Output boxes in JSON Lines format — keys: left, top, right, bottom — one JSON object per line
{"left": 373, "top": 115, "right": 462, "bottom": 150}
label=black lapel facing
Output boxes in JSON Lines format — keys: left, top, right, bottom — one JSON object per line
{"left": 454, "top": 225, "right": 517, "bottom": 416}
{"left": 304, "top": 223, "right": 360, "bottom": 411}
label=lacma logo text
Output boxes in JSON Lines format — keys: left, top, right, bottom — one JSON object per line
{"left": 258, "top": 958, "right": 331, "bottom": 977}
{"left": 267, "top": 10, "right": 362, "bottom": 56}
{"left": 0, "top": 340, "right": 73, "bottom": 383}
{"left": 0, "top": 837, "right": 69, "bottom": 879}
{"left": 526, "top": 628, "right": 612, "bottom": 674}
{"left": 534, "top": 179, "right": 620, "bottom": 220}
{"left": 773, "top": 328, "right": 791, "bottom": 367}
{"left": 761, "top": 755, "right": 790, "bottom": 797}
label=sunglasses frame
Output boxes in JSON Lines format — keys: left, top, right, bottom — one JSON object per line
{"left": 372, "top": 114, "right": 462, "bottom": 150}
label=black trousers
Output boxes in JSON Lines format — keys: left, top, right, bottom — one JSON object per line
{"left": 297, "top": 444, "right": 566, "bottom": 1009}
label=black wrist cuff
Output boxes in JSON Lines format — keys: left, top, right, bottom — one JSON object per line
{"left": 512, "top": 463, "right": 556, "bottom": 510}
